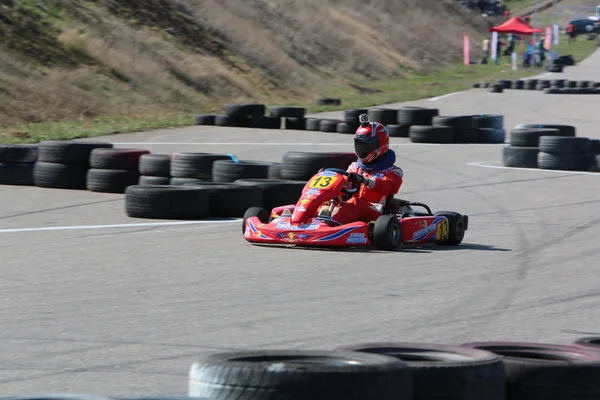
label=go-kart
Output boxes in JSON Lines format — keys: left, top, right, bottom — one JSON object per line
{"left": 242, "top": 168, "right": 468, "bottom": 250}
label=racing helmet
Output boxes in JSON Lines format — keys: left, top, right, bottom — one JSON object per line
{"left": 354, "top": 114, "right": 390, "bottom": 164}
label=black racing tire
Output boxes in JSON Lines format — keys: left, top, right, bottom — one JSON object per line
{"left": 509, "top": 128, "right": 562, "bottom": 147}
{"left": 472, "top": 83, "right": 480, "bottom": 88}
{"left": 335, "top": 342, "right": 505, "bottom": 400}
{"left": 478, "top": 128, "right": 506, "bottom": 144}
{"left": 319, "top": 119, "right": 340, "bottom": 133}
{"left": 344, "top": 109, "right": 368, "bottom": 125}
{"left": 513, "top": 124, "right": 576, "bottom": 137}
{"left": 285, "top": 117, "right": 306, "bottom": 130}
{"left": 33, "top": 161, "right": 88, "bottom": 190}
{"left": 369, "top": 108, "right": 397, "bottom": 125}
{"left": 488, "top": 84, "right": 504, "bottom": 93}
{"left": 538, "top": 136, "right": 591, "bottom": 154}
{"left": 434, "top": 211, "right": 466, "bottom": 246}
{"left": 433, "top": 115, "right": 477, "bottom": 130}
{"left": 280, "top": 152, "right": 357, "bottom": 181}
{"left": 551, "top": 79, "right": 566, "bottom": 88}
{"left": 242, "top": 206, "right": 270, "bottom": 234}
{"left": 316, "top": 98, "right": 341, "bottom": 106}
{"left": 336, "top": 122, "right": 357, "bottom": 134}
{"left": 139, "top": 175, "right": 171, "bottom": 185}
{"left": 565, "top": 80, "right": 578, "bottom": 88}
{"left": 171, "top": 152, "right": 233, "bottom": 179}
{"left": 187, "top": 350, "right": 412, "bottom": 400}
{"left": 305, "top": 118, "right": 322, "bottom": 131}
{"left": 591, "top": 139, "right": 600, "bottom": 154}
{"left": 0, "top": 144, "right": 38, "bottom": 163}
{"left": 139, "top": 154, "right": 171, "bottom": 177}
{"left": 511, "top": 80, "right": 525, "bottom": 89}
{"left": 0, "top": 162, "right": 35, "bottom": 185}
{"left": 386, "top": 124, "right": 409, "bottom": 138}
{"left": 212, "top": 160, "right": 271, "bottom": 182}
{"left": 269, "top": 106, "right": 305, "bottom": 118}
{"left": 537, "top": 152, "right": 592, "bottom": 171}
{"left": 184, "top": 184, "right": 264, "bottom": 218}
{"left": 544, "top": 88, "right": 560, "bottom": 94}
{"left": 397, "top": 107, "right": 439, "bottom": 126}
{"left": 249, "top": 116, "right": 281, "bottom": 129}
{"left": 225, "top": 103, "right": 265, "bottom": 117}
{"left": 169, "top": 177, "right": 212, "bottom": 186}
{"left": 572, "top": 337, "right": 600, "bottom": 350}
{"left": 37, "top": 141, "right": 113, "bottom": 166}
{"left": 89, "top": 148, "right": 149, "bottom": 170}
{"left": 473, "top": 114, "right": 504, "bottom": 129}
{"left": 86, "top": 169, "right": 139, "bottom": 193}
{"left": 194, "top": 114, "right": 216, "bottom": 125}
{"left": 373, "top": 215, "right": 402, "bottom": 251}
{"left": 215, "top": 114, "right": 249, "bottom": 127}
{"left": 461, "top": 341, "right": 600, "bottom": 400}
{"left": 409, "top": 125, "right": 454, "bottom": 144}
{"left": 453, "top": 129, "right": 479, "bottom": 144}
{"left": 125, "top": 185, "right": 210, "bottom": 220}
{"left": 502, "top": 146, "right": 539, "bottom": 168}
{"left": 497, "top": 79, "right": 511, "bottom": 89}
{"left": 578, "top": 80, "right": 592, "bottom": 88}
{"left": 234, "top": 179, "right": 307, "bottom": 211}
{"left": 267, "top": 162, "right": 283, "bottom": 179}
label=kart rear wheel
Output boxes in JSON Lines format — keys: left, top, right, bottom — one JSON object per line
{"left": 434, "top": 211, "right": 466, "bottom": 246}
{"left": 373, "top": 215, "right": 402, "bottom": 251}
{"left": 242, "top": 207, "right": 269, "bottom": 234}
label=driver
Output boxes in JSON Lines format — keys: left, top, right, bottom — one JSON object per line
{"left": 319, "top": 114, "right": 404, "bottom": 224}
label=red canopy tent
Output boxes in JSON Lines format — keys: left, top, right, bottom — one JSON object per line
{"left": 488, "top": 17, "right": 543, "bottom": 34}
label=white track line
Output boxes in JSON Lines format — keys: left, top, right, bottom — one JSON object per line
{"left": 0, "top": 220, "right": 239, "bottom": 234}
{"left": 467, "top": 161, "right": 600, "bottom": 176}
{"left": 429, "top": 91, "right": 461, "bottom": 102}
{"left": 115, "top": 142, "right": 504, "bottom": 147}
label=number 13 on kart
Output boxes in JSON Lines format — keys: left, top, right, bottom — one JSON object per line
{"left": 308, "top": 176, "right": 338, "bottom": 189}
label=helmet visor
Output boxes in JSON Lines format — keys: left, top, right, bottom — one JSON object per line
{"left": 354, "top": 136, "right": 380, "bottom": 159}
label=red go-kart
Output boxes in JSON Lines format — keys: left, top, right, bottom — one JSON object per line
{"left": 242, "top": 168, "right": 468, "bottom": 250}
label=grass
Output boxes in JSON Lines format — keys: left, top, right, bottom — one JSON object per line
{"left": 0, "top": 24, "right": 596, "bottom": 143}
{"left": 1, "top": 33, "right": 595, "bottom": 144}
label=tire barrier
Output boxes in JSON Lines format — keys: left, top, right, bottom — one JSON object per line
{"left": 0, "top": 144, "right": 38, "bottom": 185}
{"left": 34, "top": 141, "right": 113, "bottom": 190}
{"left": 409, "top": 114, "right": 505, "bottom": 144}
{"left": 138, "top": 154, "right": 171, "bottom": 185}
{"left": 502, "top": 124, "right": 600, "bottom": 172}
{"left": 188, "top": 350, "right": 413, "bottom": 400}
{"left": 475, "top": 78, "right": 600, "bottom": 95}
{"left": 87, "top": 148, "right": 149, "bottom": 193}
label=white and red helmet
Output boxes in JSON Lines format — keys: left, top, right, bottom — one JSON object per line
{"left": 354, "top": 114, "right": 390, "bottom": 164}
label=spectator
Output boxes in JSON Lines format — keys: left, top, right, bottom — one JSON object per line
{"left": 482, "top": 36, "right": 490, "bottom": 64}
{"left": 567, "top": 23, "right": 576, "bottom": 42}
{"left": 537, "top": 36, "right": 546, "bottom": 66}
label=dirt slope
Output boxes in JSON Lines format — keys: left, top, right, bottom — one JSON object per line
{"left": 0, "top": 0, "right": 491, "bottom": 127}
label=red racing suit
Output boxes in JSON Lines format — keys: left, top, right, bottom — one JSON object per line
{"left": 331, "top": 161, "right": 404, "bottom": 224}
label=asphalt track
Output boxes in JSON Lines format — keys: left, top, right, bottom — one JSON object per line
{"left": 2, "top": 51, "right": 600, "bottom": 396}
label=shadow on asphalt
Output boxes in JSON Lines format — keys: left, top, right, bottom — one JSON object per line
{"left": 251, "top": 242, "right": 511, "bottom": 253}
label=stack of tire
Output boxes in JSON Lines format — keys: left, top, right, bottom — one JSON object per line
{"left": 195, "top": 103, "right": 280, "bottom": 129}
{"left": 187, "top": 339, "right": 600, "bottom": 400}
{"left": 331, "top": 108, "right": 367, "bottom": 134}
{"left": 502, "top": 124, "right": 576, "bottom": 168}
{"left": 169, "top": 152, "right": 233, "bottom": 185}
{"left": 0, "top": 144, "right": 38, "bottom": 186}
{"left": 394, "top": 107, "right": 439, "bottom": 137}
{"left": 34, "top": 141, "right": 113, "bottom": 190}
{"left": 538, "top": 136, "right": 593, "bottom": 171}
{"left": 138, "top": 154, "right": 172, "bottom": 185}
{"left": 410, "top": 114, "right": 504, "bottom": 144}
{"left": 86, "top": 148, "right": 149, "bottom": 193}
{"left": 279, "top": 151, "right": 357, "bottom": 181}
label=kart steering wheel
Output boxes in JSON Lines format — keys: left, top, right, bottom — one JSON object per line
{"left": 323, "top": 168, "right": 359, "bottom": 193}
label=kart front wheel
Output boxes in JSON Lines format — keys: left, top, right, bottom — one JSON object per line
{"left": 373, "top": 215, "right": 402, "bottom": 251}
{"left": 434, "top": 211, "right": 466, "bottom": 246}
{"left": 242, "top": 207, "right": 269, "bottom": 234}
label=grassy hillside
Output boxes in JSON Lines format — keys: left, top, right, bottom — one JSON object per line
{"left": 0, "top": 0, "right": 492, "bottom": 129}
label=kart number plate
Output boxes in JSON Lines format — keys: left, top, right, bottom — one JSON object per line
{"left": 309, "top": 176, "right": 338, "bottom": 189}
{"left": 436, "top": 218, "right": 449, "bottom": 241}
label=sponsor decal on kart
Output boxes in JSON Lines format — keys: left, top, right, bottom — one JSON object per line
{"left": 371, "top": 173, "right": 384, "bottom": 179}
{"left": 307, "top": 188, "right": 321, "bottom": 196}
{"left": 316, "top": 226, "right": 359, "bottom": 242}
{"left": 277, "top": 232, "right": 309, "bottom": 242}
{"left": 411, "top": 216, "right": 445, "bottom": 242}
{"left": 346, "top": 232, "right": 368, "bottom": 244}
{"left": 308, "top": 175, "right": 338, "bottom": 189}
{"left": 415, "top": 220, "right": 428, "bottom": 229}
{"left": 275, "top": 222, "right": 320, "bottom": 231}
{"left": 247, "top": 219, "right": 272, "bottom": 240}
